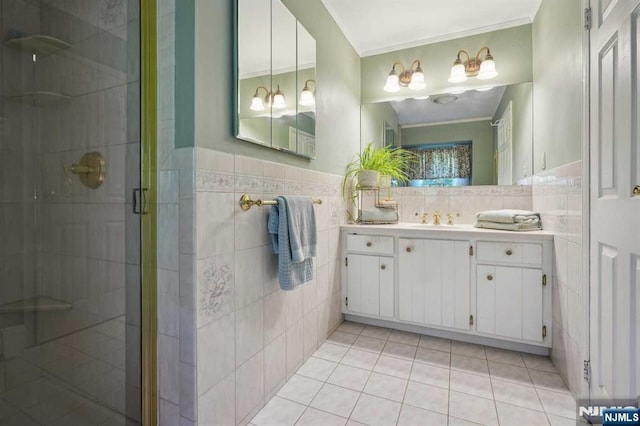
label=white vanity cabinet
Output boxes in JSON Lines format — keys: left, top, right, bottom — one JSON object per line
{"left": 398, "top": 238, "right": 471, "bottom": 331}
{"left": 344, "top": 235, "right": 395, "bottom": 318}
{"left": 341, "top": 224, "right": 554, "bottom": 353}
{"left": 475, "top": 241, "right": 548, "bottom": 343}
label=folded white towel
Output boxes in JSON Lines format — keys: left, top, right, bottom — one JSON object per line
{"left": 474, "top": 220, "right": 542, "bottom": 232}
{"left": 475, "top": 209, "right": 540, "bottom": 224}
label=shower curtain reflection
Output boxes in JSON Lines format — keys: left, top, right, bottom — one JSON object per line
{"left": 0, "top": 0, "right": 142, "bottom": 424}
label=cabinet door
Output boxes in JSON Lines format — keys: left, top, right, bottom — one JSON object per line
{"left": 399, "top": 239, "right": 470, "bottom": 330}
{"left": 398, "top": 239, "right": 426, "bottom": 323}
{"left": 346, "top": 254, "right": 393, "bottom": 318}
{"left": 476, "top": 265, "right": 543, "bottom": 342}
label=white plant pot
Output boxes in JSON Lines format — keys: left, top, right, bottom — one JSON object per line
{"left": 358, "top": 170, "right": 379, "bottom": 188}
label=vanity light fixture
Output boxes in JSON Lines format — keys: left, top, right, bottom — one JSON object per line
{"left": 299, "top": 79, "right": 316, "bottom": 106}
{"left": 249, "top": 85, "right": 286, "bottom": 111}
{"left": 384, "top": 60, "right": 425, "bottom": 92}
{"left": 448, "top": 47, "right": 498, "bottom": 83}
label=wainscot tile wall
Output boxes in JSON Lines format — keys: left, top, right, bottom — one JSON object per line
{"left": 193, "top": 149, "right": 345, "bottom": 425}
{"left": 532, "top": 161, "right": 585, "bottom": 398}
{"left": 391, "top": 185, "right": 533, "bottom": 224}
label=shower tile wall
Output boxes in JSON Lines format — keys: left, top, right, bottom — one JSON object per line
{"left": 35, "top": 0, "right": 131, "bottom": 342}
{"left": 532, "top": 160, "right": 584, "bottom": 397}
{"left": 0, "top": 0, "right": 40, "bottom": 360}
{"left": 0, "top": 0, "right": 140, "bottom": 420}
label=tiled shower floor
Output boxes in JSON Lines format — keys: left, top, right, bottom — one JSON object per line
{"left": 252, "top": 321, "right": 582, "bottom": 426}
{"left": 0, "top": 317, "right": 127, "bottom": 425}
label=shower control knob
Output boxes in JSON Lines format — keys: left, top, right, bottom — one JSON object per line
{"left": 366, "top": 242, "right": 372, "bottom": 247}
{"left": 487, "top": 275, "right": 494, "bottom": 281}
{"left": 406, "top": 247, "right": 412, "bottom": 252}
{"left": 506, "top": 249, "right": 513, "bottom": 256}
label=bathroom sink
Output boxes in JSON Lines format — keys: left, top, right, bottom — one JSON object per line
{"left": 402, "top": 223, "right": 471, "bottom": 230}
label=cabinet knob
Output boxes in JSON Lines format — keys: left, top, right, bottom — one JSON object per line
{"left": 366, "top": 242, "right": 372, "bottom": 247}
{"left": 406, "top": 247, "right": 412, "bottom": 253}
{"left": 505, "top": 249, "right": 513, "bottom": 256}
{"left": 487, "top": 274, "right": 494, "bottom": 281}
{"left": 381, "top": 264, "right": 386, "bottom": 270}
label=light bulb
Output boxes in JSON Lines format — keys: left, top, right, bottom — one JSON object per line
{"left": 272, "top": 93, "right": 286, "bottom": 109}
{"left": 272, "top": 86, "right": 286, "bottom": 109}
{"left": 448, "top": 62, "right": 467, "bottom": 83}
{"left": 250, "top": 94, "right": 265, "bottom": 111}
{"left": 299, "top": 86, "right": 315, "bottom": 106}
{"left": 384, "top": 74, "right": 400, "bottom": 92}
{"left": 408, "top": 69, "right": 425, "bottom": 90}
{"left": 477, "top": 58, "right": 497, "bottom": 80}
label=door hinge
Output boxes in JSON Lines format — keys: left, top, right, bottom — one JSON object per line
{"left": 584, "top": 7, "right": 592, "bottom": 30}
{"left": 345, "top": 257, "right": 348, "bottom": 267}
{"left": 469, "top": 246, "right": 473, "bottom": 256}
{"left": 542, "top": 274, "right": 547, "bottom": 286}
{"left": 469, "top": 315, "right": 474, "bottom": 326}
{"left": 542, "top": 325, "right": 547, "bottom": 338}
{"left": 583, "top": 360, "right": 591, "bottom": 383}
{"left": 345, "top": 297, "right": 348, "bottom": 307}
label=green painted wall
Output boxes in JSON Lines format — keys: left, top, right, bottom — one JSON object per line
{"left": 361, "top": 25, "right": 533, "bottom": 104}
{"left": 190, "top": 0, "right": 360, "bottom": 175}
{"left": 493, "top": 82, "right": 533, "bottom": 183}
{"left": 360, "top": 102, "right": 399, "bottom": 149}
{"left": 175, "top": 0, "right": 195, "bottom": 148}
{"left": 532, "top": 0, "right": 583, "bottom": 172}
{"left": 401, "top": 120, "right": 494, "bottom": 185}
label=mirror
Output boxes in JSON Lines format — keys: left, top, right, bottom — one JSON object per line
{"left": 361, "top": 82, "right": 533, "bottom": 186}
{"left": 235, "top": 0, "right": 317, "bottom": 158}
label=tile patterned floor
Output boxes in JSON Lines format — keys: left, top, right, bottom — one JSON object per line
{"left": 0, "top": 317, "right": 127, "bottom": 425}
{"left": 251, "top": 321, "right": 581, "bottom": 426}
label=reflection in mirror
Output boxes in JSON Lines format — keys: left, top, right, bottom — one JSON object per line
{"left": 271, "top": 0, "right": 298, "bottom": 151}
{"left": 295, "top": 21, "right": 316, "bottom": 157}
{"left": 237, "top": 0, "right": 271, "bottom": 146}
{"left": 361, "top": 82, "right": 533, "bottom": 186}
{"left": 383, "top": 121, "right": 398, "bottom": 147}
{"left": 235, "top": 0, "right": 317, "bottom": 159}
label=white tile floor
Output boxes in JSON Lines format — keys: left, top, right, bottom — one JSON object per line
{"left": 251, "top": 321, "right": 582, "bottom": 426}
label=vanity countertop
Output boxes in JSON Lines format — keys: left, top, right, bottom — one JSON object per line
{"left": 341, "top": 222, "right": 554, "bottom": 241}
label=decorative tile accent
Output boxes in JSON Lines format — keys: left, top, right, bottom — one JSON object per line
{"left": 195, "top": 170, "right": 234, "bottom": 192}
{"left": 198, "top": 257, "right": 233, "bottom": 322}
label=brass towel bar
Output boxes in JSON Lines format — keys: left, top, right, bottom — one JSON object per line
{"left": 239, "top": 194, "right": 322, "bottom": 211}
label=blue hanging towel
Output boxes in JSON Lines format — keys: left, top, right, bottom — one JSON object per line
{"left": 267, "top": 196, "right": 317, "bottom": 290}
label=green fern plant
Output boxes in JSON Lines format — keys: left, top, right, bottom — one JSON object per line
{"left": 342, "top": 142, "right": 417, "bottom": 199}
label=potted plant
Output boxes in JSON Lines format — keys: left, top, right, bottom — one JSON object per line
{"left": 342, "top": 142, "right": 416, "bottom": 197}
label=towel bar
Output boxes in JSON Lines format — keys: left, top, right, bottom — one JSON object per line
{"left": 240, "top": 194, "right": 322, "bottom": 211}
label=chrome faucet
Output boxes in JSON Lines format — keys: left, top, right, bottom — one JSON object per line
{"left": 433, "top": 211, "right": 441, "bottom": 225}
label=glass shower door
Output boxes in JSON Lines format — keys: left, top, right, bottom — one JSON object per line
{"left": 0, "top": 0, "right": 143, "bottom": 424}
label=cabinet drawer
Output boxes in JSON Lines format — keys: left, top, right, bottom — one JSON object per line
{"left": 347, "top": 235, "right": 394, "bottom": 255}
{"left": 476, "top": 241, "right": 543, "bottom": 265}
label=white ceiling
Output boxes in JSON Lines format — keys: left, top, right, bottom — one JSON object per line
{"left": 321, "top": 0, "right": 542, "bottom": 57}
{"left": 392, "top": 86, "right": 506, "bottom": 126}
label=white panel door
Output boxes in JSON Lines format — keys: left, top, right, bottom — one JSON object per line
{"left": 399, "top": 239, "right": 470, "bottom": 330}
{"left": 379, "top": 257, "right": 394, "bottom": 318}
{"left": 476, "top": 266, "right": 543, "bottom": 342}
{"left": 590, "top": 0, "right": 640, "bottom": 400}
{"left": 346, "top": 254, "right": 379, "bottom": 316}
{"left": 494, "top": 266, "right": 523, "bottom": 339}
{"left": 398, "top": 239, "right": 425, "bottom": 323}
{"left": 476, "top": 266, "right": 496, "bottom": 335}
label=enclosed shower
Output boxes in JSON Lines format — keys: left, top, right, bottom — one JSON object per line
{"left": 0, "top": 0, "right": 143, "bottom": 424}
